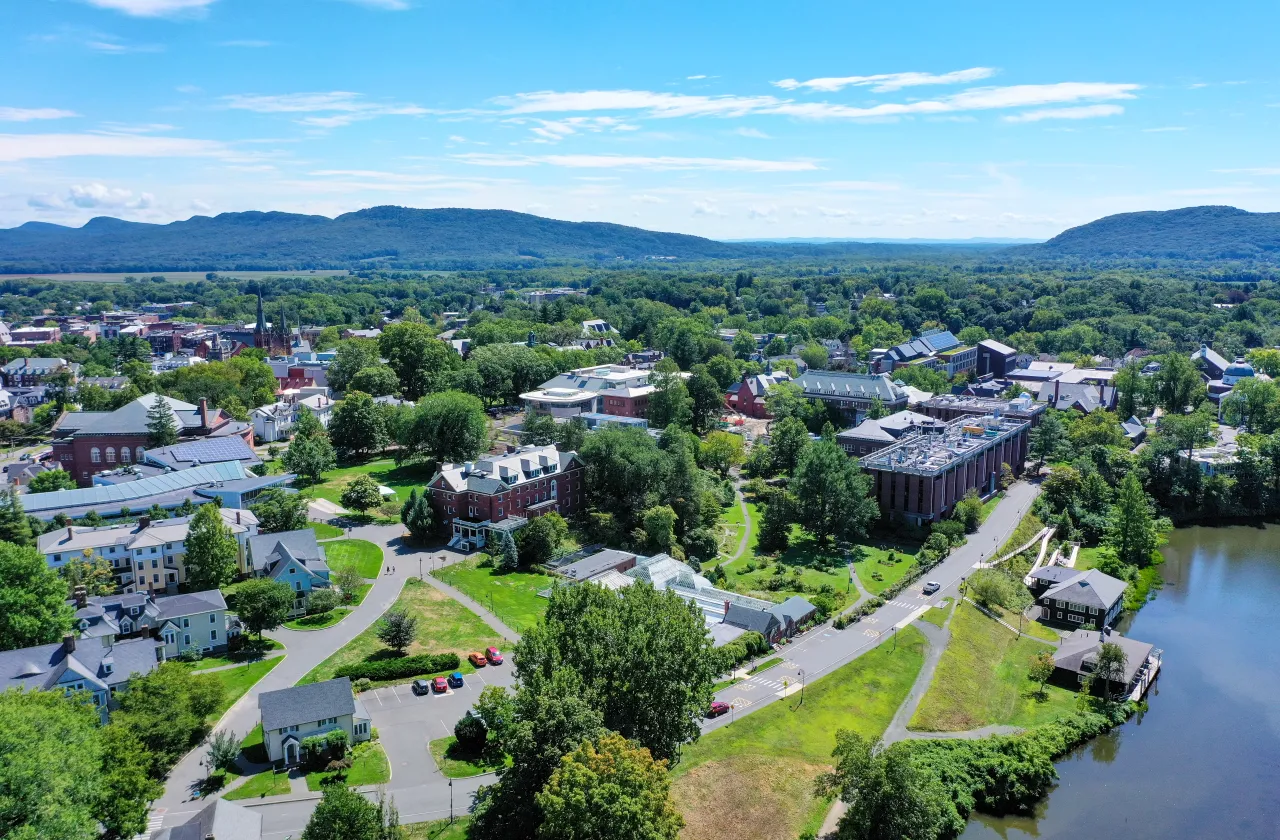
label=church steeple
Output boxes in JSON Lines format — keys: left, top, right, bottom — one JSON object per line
{"left": 255, "top": 291, "right": 267, "bottom": 333}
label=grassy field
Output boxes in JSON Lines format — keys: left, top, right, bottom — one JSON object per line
{"left": 223, "top": 768, "right": 291, "bottom": 800}
{"left": 431, "top": 559, "right": 556, "bottom": 633}
{"left": 720, "top": 529, "right": 854, "bottom": 608}
{"left": 853, "top": 542, "right": 921, "bottom": 595}
{"left": 403, "top": 818, "right": 471, "bottom": 840}
{"left": 429, "top": 735, "right": 507, "bottom": 778}
{"left": 326, "top": 539, "right": 384, "bottom": 578}
{"left": 980, "top": 491, "right": 1005, "bottom": 523}
{"left": 309, "top": 521, "right": 345, "bottom": 539}
{"left": 998, "top": 510, "right": 1046, "bottom": 558}
{"left": 306, "top": 459, "right": 435, "bottom": 506}
{"left": 284, "top": 609, "right": 352, "bottom": 630}
{"left": 918, "top": 598, "right": 952, "bottom": 628}
{"left": 301, "top": 579, "right": 501, "bottom": 686}
{"left": 909, "top": 601, "right": 1075, "bottom": 732}
{"left": 207, "top": 657, "right": 284, "bottom": 721}
{"left": 174, "top": 639, "right": 283, "bottom": 672}
{"left": 672, "top": 627, "right": 927, "bottom": 840}
{"left": 305, "top": 741, "right": 390, "bottom": 790}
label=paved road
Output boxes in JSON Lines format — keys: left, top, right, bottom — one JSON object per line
{"left": 702, "top": 480, "right": 1041, "bottom": 735}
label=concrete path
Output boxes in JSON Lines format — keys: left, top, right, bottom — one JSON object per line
{"left": 881, "top": 613, "right": 954, "bottom": 744}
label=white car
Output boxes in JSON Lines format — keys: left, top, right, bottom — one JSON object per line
{"left": 922, "top": 581, "right": 941, "bottom": 595}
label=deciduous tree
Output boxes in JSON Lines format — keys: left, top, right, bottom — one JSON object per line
{"left": 791, "top": 439, "right": 878, "bottom": 545}
{"left": 26, "top": 468, "right": 76, "bottom": 493}
{"left": 184, "top": 502, "right": 239, "bottom": 591}
{"left": 329, "top": 391, "right": 390, "bottom": 458}
{"left": 398, "top": 390, "right": 488, "bottom": 464}
{"left": 250, "top": 487, "right": 310, "bottom": 533}
{"left": 0, "top": 541, "right": 74, "bottom": 650}
{"left": 341, "top": 474, "right": 384, "bottom": 514}
{"left": 233, "top": 578, "right": 294, "bottom": 639}
{"left": 376, "top": 608, "right": 418, "bottom": 654}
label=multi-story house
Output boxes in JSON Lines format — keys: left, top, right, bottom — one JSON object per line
{"left": 1028, "top": 567, "right": 1127, "bottom": 628}
{"left": 520, "top": 365, "right": 654, "bottom": 419}
{"left": 70, "top": 587, "right": 237, "bottom": 658}
{"left": 6, "top": 326, "right": 62, "bottom": 347}
{"left": 0, "top": 634, "right": 161, "bottom": 723}
{"left": 51, "top": 393, "right": 254, "bottom": 486}
{"left": 258, "top": 677, "right": 372, "bottom": 766}
{"left": 246, "top": 529, "right": 331, "bottom": 615}
{"left": 793, "top": 370, "right": 909, "bottom": 426}
{"left": 724, "top": 371, "right": 791, "bottom": 419}
{"left": 428, "top": 444, "right": 585, "bottom": 551}
{"left": 38, "top": 508, "right": 259, "bottom": 594}
{"left": 1, "top": 357, "right": 80, "bottom": 387}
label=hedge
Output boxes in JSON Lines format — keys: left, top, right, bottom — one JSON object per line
{"left": 333, "top": 653, "right": 460, "bottom": 682}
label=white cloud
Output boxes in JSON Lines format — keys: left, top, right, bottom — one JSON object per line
{"left": 1003, "top": 104, "right": 1124, "bottom": 122}
{"left": 692, "top": 200, "right": 724, "bottom": 216}
{"left": 0, "top": 107, "right": 78, "bottom": 122}
{"left": 734, "top": 127, "right": 770, "bottom": 138}
{"left": 494, "top": 82, "right": 1140, "bottom": 121}
{"left": 219, "top": 40, "right": 273, "bottom": 48}
{"left": 773, "top": 67, "right": 996, "bottom": 93}
{"left": 631, "top": 194, "right": 666, "bottom": 203}
{"left": 507, "top": 115, "right": 640, "bottom": 142}
{"left": 453, "top": 153, "right": 820, "bottom": 172}
{"left": 28, "top": 182, "right": 155, "bottom": 211}
{"left": 686, "top": 75, "right": 707, "bottom": 80}
{"left": 222, "top": 91, "right": 428, "bottom": 127}
{"left": 81, "top": 0, "right": 217, "bottom": 18}
{"left": 0, "top": 133, "right": 227, "bottom": 162}
{"left": 799, "top": 180, "right": 900, "bottom": 191}
{"left": 96, "top": 122, "right": 177, "bottom": 133}
{"left": 86, "top": 37, "right": 164, "bottom": 53}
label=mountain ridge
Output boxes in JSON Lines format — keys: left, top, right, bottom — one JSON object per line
{"left": 1015, "top": 205, "right": 1280, "bottom": 260}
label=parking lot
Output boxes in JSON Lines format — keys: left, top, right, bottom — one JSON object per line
{"left": 364, "top": 664, "right": 518, "bottom": 788}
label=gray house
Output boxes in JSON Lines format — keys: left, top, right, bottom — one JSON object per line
{"left": 257, "top": 677, "right": 371, "bottom": 766}
{"left": 70, "top": 588, "right": 236, "bottom": 658}
{"left": 1030, "top": 567, "right": 1127, "bottom": 628}
{"left": 1050, "top": 628, "right": 1156, "bottom": 695}
{"left": 247, "top": 529, "right": 331, "bottom": 616}
{"left": 0, "top": 634, "right": 161, "bottom": 723}
{"left": 150, "top": 797, "right": 261, "bottom": 840}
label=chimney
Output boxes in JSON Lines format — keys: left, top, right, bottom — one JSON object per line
{"left": 236, "top": 511, "right": 241, "bottom": 524}
{"left": 66, "top": 526, "right": 73, "bottom": 542}
{"left": 199, "top": 398, "right": 209, "bottom": 428}
{"left": 138, "top": 515, "right": 150, "bottom": 529}
{"left": 63, "top": 634, "right": 76, "bottom": 654}
{"left": 74, "top": 585, "right": 87, "bottom": 609}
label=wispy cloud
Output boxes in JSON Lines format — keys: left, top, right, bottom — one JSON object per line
{"left": 0, "top": 133, "right": 227, "bottom": 162}
{"left": 454, "top": 153, "right": 820, "bottom": 172}
{"left": 95, "top": 122, "right": 177, "bottom": 133}
{"left": 219, "top": 39, "right": 273, "bottom": 48}
{"left": 773, "top": 67, "right": 996, "bottom": 93}
{"left": 0, "top": 107, "right": 79, "bottom": 122}
{"left": 1003, "top": 104, "right": 1124, "bottom": 122}
{"left": 81, "top": 0, "right": 218, "bottom": 18}
{"left": 221, "top": 91, "right": 428, "bottom": 127}
{"left": 336, "top": 0, "right": 410, "bottom": 9}
{"left": 795, "top": 180, "right": 900, "bottom": 192}
{"left": 493, "top": 82, "right": 1140, "bottom": 121}
{"left": 686, "top": 75, "right": 707, "bottom": 80}
{"left": 86, "top": 36, "right": 165, "bottom": 53}
{"left": 505, "top": 116, "right": 638, "bottom": 142}
{"left": 734, "top": 127, "right": 770, "bottom": 138}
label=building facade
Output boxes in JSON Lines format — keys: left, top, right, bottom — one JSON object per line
{"left": 521, "top": 365, "right": 654, "bottom": 419}
{"left": 258, "top": 678, "right": 371, "bottom": 766}
{"left": 793, "top": 370, "right": 909, "bottom": 426}
{"left": 918, "top": 393, "right": 1046, "bottom": 427}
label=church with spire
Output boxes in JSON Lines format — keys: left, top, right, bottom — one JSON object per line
{"left": 253, "top": 291, "right": 293, "bottom": 356}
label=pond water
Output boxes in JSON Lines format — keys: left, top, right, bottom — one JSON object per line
{"left": 961, "top": 524, "right": 1280, "bottom": 840}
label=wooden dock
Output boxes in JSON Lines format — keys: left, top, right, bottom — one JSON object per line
{"left": 1129, "top": 650, "right": 1163, "bottom": 701}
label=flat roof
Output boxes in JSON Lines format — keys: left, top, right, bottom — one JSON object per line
{"left": 861, "top": 414, "right": 1029, "bottom": 477}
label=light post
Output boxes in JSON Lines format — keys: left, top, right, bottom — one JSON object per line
{"left": 419, "top": 556, "right": 423, "bottom": 581}
{"left": 798, "top": 669, "right": 805, "bottom": 705}
{"left": 449, "top": 778, "right": 454, "bottom": 824}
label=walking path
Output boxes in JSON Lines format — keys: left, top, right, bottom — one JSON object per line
{"left": 727, "top": 485, "right": 753, "bottom": 562}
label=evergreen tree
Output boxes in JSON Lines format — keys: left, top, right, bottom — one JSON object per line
{"left": 1029, "top": 409, "right": 1067, "bottom": 469}
{"left": 755, "top": 490, "right": 793, "bottom": 554}
{"left": 0, "top": 490, "right": 33, "bottom": 546}
{"left": 1107, "top": 472, "right": 1159, "bottom": 568}
{"left": 499, "top": 529, "right": 520, "bottom": 571}
{"left": 405, "top": 493, "right": 436, "bottom": 543}
{"left": 184, "top": 503, "right": 238, "bottom": 590}
{"left": 145, "top": 396, "right": 179, "bottom": 448}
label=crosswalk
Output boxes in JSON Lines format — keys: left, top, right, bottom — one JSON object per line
{"left": 886, "top": 599, "right": 919, "bottom": 609}
{"left": 133, "top": 810, "right": 165, "bottom": 839}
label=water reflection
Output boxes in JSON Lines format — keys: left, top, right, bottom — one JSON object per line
{"left": 960, "top": 524, "right": 1280, "bottom": 840}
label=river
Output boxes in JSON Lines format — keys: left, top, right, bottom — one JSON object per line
{"left": 961, "top": 524, "right": 1280, "bottom": 840}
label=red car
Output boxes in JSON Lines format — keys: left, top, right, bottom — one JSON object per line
{"left": 432, "top": 676, "right": 448, "bottom": 693}
{"left": 707, "top": 701, "right": 730, "bottom": 718}
{"left": 486, "top": 646, "right": 504, "bottom": 665}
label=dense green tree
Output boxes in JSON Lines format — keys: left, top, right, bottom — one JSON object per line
{"left": 791, "top": 439, "right": 878, "bottom": 545}
{"left": 97, "top": 723, "right": 160, "bottom": 839}
{"left": 556, "top": 415, "right": 588, "bottom": 453}
{"left": 1220, "top": 376, "right": 1280, "bottom": 433}
{"left": 250, "top": 487, "right": 311, "bottom": 533}
{"left": 301, "top": 784, "right": 400, "bottom": 840}
{"left": 499, "top": 529, "right": 521, "bottom": 571}
{"left": 1095, "top": 641, "right": 1128, "bottom": 702}
{"left": 232, "top": 578, "right": 294, "bottom": 639}
{"left": 292, "top": 404, "right": 327, "bottom": 440}
{"left": 348, "top": 365, "right": 401, "bottom": 397}
{"left": 0, "top": 541, "right": 74, "bottom": 650}
{"left": 184, "top": 502, "right": 239, "bottom": 590}
{"left": 536, "top": 733, "right": 682, "bottom": 840}
{"left": 764, "top": 381, "right": 817, "bottom": 426}
{"left": 515, "top": 512, "right": 567, "bottom": 566}
{"left": 26, "top": 468, "right": 76, "bottom": 493}
{"left": 59, "top": 551, "right": 116, "bottom": 596}
{"left": 578, "top": 426, "right": 671, "bottom": 530}
{"left": 698, "top": 431, "right": 745, "bottom": 477}
{"left": 114, "top": 664, "right": 224, "bottom": 776}
{"left": 1028, "top": 650, "right": 1056, "bottom": 699}
{"left": 798, "top": 341, "right": 830, "bottom": 370}
{"left": 1029, "top": 410, "right": 1068, "bottom": 468}
{"left": 398, "top": 390, "right": 488, "bottom": 464}
{"left": 1152, "top": 351, "right": 1203, "bottom": 413}
{"left": 953, "top": 490, "right": 984, "bottom": 534}
{"left": 521, "top": 411, "right": 559, "bottom": 446}
{"left": 755, "top": 489, "right": 793, "bottom": 554}
{"left": 818, "top": 731, "right": 951, "bottom": 840}
{"left": 731, "top": 330, "right": 757, "bottom": 360}
{"left": 641, "top": 504, "right": 679, "bottom": 555}
{"left": 376, "top": 608, "right": 418, "bottom": 653}
{"left": 647, "top": 360, "right": 693, "bottom": 430}
{"left": 1113, "top": 361, "right": 1146, "bottom": 419}
{"left": 1106, "top": 472, "right": 1159, "bottom": 568}
{"left": 329, "top": 391, "right": 390, "bottom": 458}
{"left": 379, "top": 322, "right": 461, "bottom": 400}
{"left": 402, "top": 490, "right": 436, "bottom": 542}
{"left": 769, "top": 415, "right": 811, "bottom": 475}
{"left": 283, "top": 432, "right": 337, "bottom": 482}
{"left": 145, "top": 396, "right": 179, "bottom": 448}
{"left": 705, "top": 354, "right": 742, "bottom": 389}
{"left": 328, "top": 339, "right": 385, "bottom": 394}
{"left": 1068, "top": 410, "right": 1128, "bottom": 449}
{"left": 686, "top": 364, "right": 725, "bottom": 435}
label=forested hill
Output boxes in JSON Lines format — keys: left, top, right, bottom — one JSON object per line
{"left": 0, "top": 206, "right": 770, "bottom": 272}
{"left": 1017, "top": 206, "right": 1280, "bottom": 261}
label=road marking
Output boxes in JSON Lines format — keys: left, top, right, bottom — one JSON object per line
{"left": 863, "top": 628, "right": 878, "bottom": 637}
{"left": 133, "top": 810, "right": 166, "bottom": 840}
{"left": 389, "top": 686, "right": 403, "bottom": 704}
{"left": 370, "top": 691, "right": 383, "bottom": 706}
{"left": 864, "top": 616, "right": 879, "bottom": 624}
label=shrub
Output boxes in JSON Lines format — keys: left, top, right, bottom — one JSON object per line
{"left": 454, "top": 711, "right": 488, "bottom": 753}
{"left": 353, "top": 678, "right": 372, "bottom": 693}
{"left": 179, "top": 647, "right": 204, "bottom": 663}
{"left": 332, "top": 652, "right": 460, "bottom": 682}
{"left": 715, "top": 630, "right": 769, "bottom": 672}
{"left": 324, "top": 757, "right": 352, "bottom": 772}
{"left": 325, "top": 728, "right": 348, "bottom": 758}
{"left": 307, "top": 589, "right": 341, "bottom": 616}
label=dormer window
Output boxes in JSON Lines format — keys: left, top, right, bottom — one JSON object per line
{"left": 79, "top": 619, "right": 89, "bottom": 630}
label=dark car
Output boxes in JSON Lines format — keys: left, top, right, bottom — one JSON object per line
{"left": 485, "top": 646, "right": 503, "bottom": 665}
{"left": 707, "top": 701, "right": 730, "bottom": 718}
{"left": 411, "top": 679, "right": 431, "bottom": 696}
{"left": 432, "top": 676, "right": 449, "bottom": 693}
{"left": 447, "top": 671, "right": 465, "bottom": 688}
{"left": 922, "top": 581, "right": 941, "bottom": 596}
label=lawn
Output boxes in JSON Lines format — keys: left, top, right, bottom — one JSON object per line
{"left": 432, "top": 559, "right": 557, "bottom": 633}
{"left": 672, "top": 627, "right": 926, "bottom": 840}
{"left": 980, "top": 491, "right": 1005, "bottom": 523}
{"left": 173, "top": 639, "right": 283, "bottom": 672}
{"left": 909, "top": 601, "right": 1076, "bottom": 733}
{"left": 718, "top": 499, "right": 747, "bottom": 557}
{"left": 305, "top": 741, "right": 390, "bottom": 790}
{"left": 301, "top": 578, "right": 502, "bottom": 686}
{"left": 305, "top": 458, "right": 435, "bottom": 506}
{"left": 997, "top": 510, "right": 1046, "bottom": 558}
{"left": 918, "top": 598, "right": 952, "bottom": 628}
{"left": 429, "top": 735, "right": 507, "bottom": 778}
{"left": 852, "top": 542, "right": 921, "bottom": 595}
{"left": 720, "top": 529, "right": 855, "bottom": 608}
{"left": 223, "top": 769, "right": 291, "bottom": 800}
{"left": 403, "top": 818, "right": 472, "bottom": 840}
{"left": 284, "top": 609, "right": 352, "bottom": 630}
{"left": 325, "top": 539, "right": 384, "bottom": 578}
{"left": 206, "top": 657, "right": 285, "bottom": 722}
{"left": 309, "top": 521, "right": 345, "bottom": 539}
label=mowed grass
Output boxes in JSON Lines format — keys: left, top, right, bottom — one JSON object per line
{"left": 325, "top": 539, "right": 384, "bottom": 578}
{"left": 308, "top": 521, "right": 345, "bottom": 539}
{"left": 206, "top": 657, "right": 285, "bottom": 721}
{"left": 853, "top": 542, "right": 921, "bottom": 595}
{"left": 721, "top": 529, "right": 855, "bottom": 608}
{"left": 918, "top": 598, "right": 952, "bottom": 628}
{"left": 306, "top": 459, "right": 434, "bottom": 505}
{"left": 672, "top": 627, "right": 927, "bottom": 840}
{"left": 223, "top": 768, "right": 291, "bottom": 800}
{"left": 284, "top": 609, "right": 352, "bottom": 630}
{"left": 305, "top": 741, "right": 390, "bottom": 790}
{"left": 432, "top": 559, "right": 556, "bottom": 633}
{"left": 429, "top": 735, "right": 507, "bottom": 778}
{"left": 301, "top": 579, "right": 501, "bottom": 685}
{"left": 909, "top": 601, "right": 1075, "bottom": 732}
{"left": 998, "top": 510, "right": 1046, "bottom": 558}
{"left": 173, "top": 639, "right": 283, "bottom": 672}
{"left": 403, "top": 817, "right": 472, "bottom": 840}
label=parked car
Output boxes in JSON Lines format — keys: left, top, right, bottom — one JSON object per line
{"left": 432, "top": 676, "right": 449, "bottom": 693}
{"left": 922, "top": 581, "right": 941, "bottom": 595}
{"left": 468, "top": 652, "right": 488, "bottom": 668}
{"left": 707, "top": 701, "right": 730, "bottom": 718}
{"left": 411, "top": 679, "right": 431, "bottom": 696}
{"left": 447, "top": 671, "right": 465, "bottom": 688}
{"left": 485, "top": 646, "right": 503, "bottom": 665}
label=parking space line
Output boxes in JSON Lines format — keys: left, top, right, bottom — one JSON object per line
{"left": 389, "top": 686, "right": 403, "bottom": 703}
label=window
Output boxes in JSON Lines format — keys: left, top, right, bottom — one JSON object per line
{"left": 182, "top": 617, "right": 190, "bottom": 628}
{"left": 120, "top": 447, "right": 131, "bottom": 464}
{"left": 163, "top": 631, "right": 175, "bottom": 644}
{"left": 289, "top": 567, "right": 295, "bottom": 574}
{"left": 152, "top": 574, "right": 159, "bottom": 584}
{"left": 1089, "top": 606, "right": 1099, "bottom": 615}
{"left": 183, "top": 633, "right": 191, "bottom": 645}
{"left": 90, "top": 447, "right": 101, "bottom": 463}
{"left": 152, "top": 558, "right": 158, "bottom": 569}
{"left": 294, "top": 581, "right": 302, "bottom": 592}
{"left": 105, "top": 447, "right": 116, "bottom": 463}
{"left": 137, "top": 561, "right": 144, "bottom": 570}
{"left": 210, "top": 614, "right": 216, "bottom": 623}
{"left": 210, "top": 629, "right": 218, "bottom": 641}
{"left": 136, "top": 447, "right": 145, "bottom": 461}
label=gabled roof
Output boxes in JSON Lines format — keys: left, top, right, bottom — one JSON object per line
{"left": 723, "top": 603, "right": 781, "bottom": 635}
{"left": 0, "top": 636, "right": 159, "bottom": 693}
{"left": 150, "top": 798, "right": 262, "bottom": 840}
{"left": 795, "top": 370, "right": 906, "bottom": 402}
{"left": 837, "top": 418, "right": 896, "bottom": 443}
{"left": 769, "top": 595, "right": 816, "bottom": 626}
{"left": 142, "top": 436, "right": 260, "bottom": 471}
{"left": 1042, "top": 569, "right": 1127, "bottom": 611}
{"left": 978, "top": 338, "right": 1017, "bottom": 356}
{"left": 1053, "top": 629, "right": 1152, "bottom": 684}
{"left": 248, "top": 528, "right": 326, "bottom": 574}
{"left": 258, "top": 677, "right": 358, "bottom": 732}
{"left": 432, "top": 445, "right": 580, "bottom": 494}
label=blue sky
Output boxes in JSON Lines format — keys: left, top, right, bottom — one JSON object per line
{"left": 2, "top": 0, "right": 1279, "bottom": 239}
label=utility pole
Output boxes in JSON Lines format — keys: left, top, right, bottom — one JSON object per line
{"left": 449, "top": 778, "right": 454, "bottom": 824}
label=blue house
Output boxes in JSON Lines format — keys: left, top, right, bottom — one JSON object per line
{"left": 246, "top": 529, "right": 331, "bottom": 616}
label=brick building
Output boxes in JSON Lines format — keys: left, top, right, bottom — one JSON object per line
{"left": 521, "top": 365, "right": 653, "bottom": 419}
{"left": 427, "top": 445, "right": 584, "bottom": 550}
{"left": 793, "top": 370, "right": 909, "bottom": 426}
{"left": 724, "top": 371, "right": 791, "bottom": 419}
{"left": 860, "top": 413, "right": 1031, "bottom": 527}
{"left": 51, "top": 393, "right": 255, "bottom": 486}
{"left": 918, "top": 393, "right": 1046, "bottom": 427}
{"left": 2, "top": 357, "right": 80, "bottom": 387}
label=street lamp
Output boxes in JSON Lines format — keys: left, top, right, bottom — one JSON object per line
{"left": 449, "top": 778, "right": 454, "bottom": 824}
{"left": 798, "top": 669, "right": 805, "bottom": 704}
{"left": 419, "top": 557, "right": 423, "bottom": 581}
